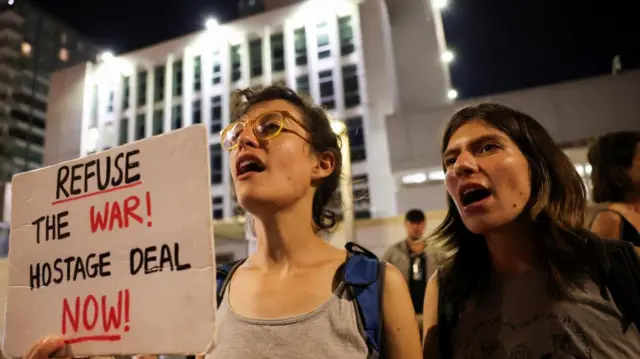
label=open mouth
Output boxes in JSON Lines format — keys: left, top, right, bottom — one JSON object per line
{"left": 237, "top": 157, "right": 266, "bottom": 176}
{"left": 461, "top": 188, "right": 492, "bottom": 206}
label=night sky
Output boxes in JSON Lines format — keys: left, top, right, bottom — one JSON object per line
{"left": 34, "top": 0, "right": 639, "bottom": 99}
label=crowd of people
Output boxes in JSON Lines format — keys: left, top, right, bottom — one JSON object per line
{"left": 24, "top": 85, "right": 640, "bottom": 359}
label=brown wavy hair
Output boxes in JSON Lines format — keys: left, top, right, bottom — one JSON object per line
{"left": 229, "top": 84, "right": 342, "bottom": 232}
{"left": 588, "top": 131, "right": 640, "bottom": 203}
{"left": 429, "top": 103, "right": 598, "bottom": 302}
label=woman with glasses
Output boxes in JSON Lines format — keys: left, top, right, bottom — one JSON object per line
{"left": 22, "top": 85, "right": 422, "bottom": 359}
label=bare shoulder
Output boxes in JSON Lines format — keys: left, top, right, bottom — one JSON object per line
{"left": 591, "top": 210, "right": 623, "bottom": 239}
{"left": 422, "top": 271, "right": 440, "bottom": 358}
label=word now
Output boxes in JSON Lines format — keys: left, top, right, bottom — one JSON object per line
{"left": 90, "top": 192, "right": 153, "bottom": 233}
{"left": 62, "top": 289, "right": 131, "bottom": 336}
{"left": 56, "top": 149, "right": 141, "bottom": 200}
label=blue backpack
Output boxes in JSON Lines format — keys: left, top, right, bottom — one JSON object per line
{"left": 216, "top": 242, "right": 386, "bottom": 357}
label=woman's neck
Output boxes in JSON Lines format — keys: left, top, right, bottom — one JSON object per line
{"left": 484, "top": 219, "right": 539, "bottom": 275}
{"left": 251, "top": 202, "right": 325, "bottom": 270}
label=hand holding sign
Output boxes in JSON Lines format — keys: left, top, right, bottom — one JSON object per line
{"left": 3, "top": 125, "right": 217, "bottom": 357}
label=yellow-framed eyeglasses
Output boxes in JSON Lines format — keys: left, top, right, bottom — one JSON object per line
{"left": 219, "top": 111, "right": 310, "bottom": 150}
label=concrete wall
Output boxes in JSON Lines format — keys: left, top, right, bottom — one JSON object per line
{"left": 387, "top": 70, "right": 640, "bottom": 174}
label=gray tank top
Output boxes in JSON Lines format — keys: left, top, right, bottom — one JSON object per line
{"left": 453, "top": 270, "right": 640, "bottom": 359}
{"left": 206, "top": 281, "right": 371, "bottom": 359}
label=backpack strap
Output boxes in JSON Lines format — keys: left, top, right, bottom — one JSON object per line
{"left": 344, "top": 242, "right": 386, "bottom": 357}
{"left": 596, "top": 238, "right": 640, "bottom": 332}
{"left": 436, "top": 271, "right": 458, "bottom": 359}
{"left": 216, "top": 259, "right": 246, "bottom": 307}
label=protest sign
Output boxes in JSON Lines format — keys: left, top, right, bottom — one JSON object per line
{"left": 2, "top": 124, "right": 217, "bottom": 357}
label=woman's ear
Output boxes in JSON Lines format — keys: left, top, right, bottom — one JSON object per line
{"left": 312, "top": 151, "right": 336, "bottom": 181}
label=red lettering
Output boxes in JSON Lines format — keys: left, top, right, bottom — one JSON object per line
{"left": 90, "top": 203, "right": 109, "bottom": 233}
{"left": 89, "top": 193, "right": 150, "bottom": 233}
{"left": 61, "top": 290, "right": 131, "bottom": 338}
{"left": 62, "top": 297, "right": 80, "bottom": 335}
{"left": 124, "top": 195, "right": 143, "bottom": 227}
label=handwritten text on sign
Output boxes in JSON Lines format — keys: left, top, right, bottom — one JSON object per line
{"left": 4, "top": 125, "right": 217, "bottom": 357}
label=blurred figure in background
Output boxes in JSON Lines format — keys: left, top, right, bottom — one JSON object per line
{"left": 383, "top": 209, "right": 432, "bottom": 331}
{"left": 588, "top": 131, "right": 640, "bottom": 245}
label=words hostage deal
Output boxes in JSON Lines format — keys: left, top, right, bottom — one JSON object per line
{"left": 30, "top": 242, "right": 193, "bottom": 289}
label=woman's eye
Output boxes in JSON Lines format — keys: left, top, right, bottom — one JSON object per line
{"left": 479, "top": 143, "right": 500, "bottom": 153}
{"left": 443, "top": 157, "right": 456, "bottom": 166}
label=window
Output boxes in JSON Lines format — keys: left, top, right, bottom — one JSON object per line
{"left": 137, "top": 70, "right": 147, "bottom": 106}
{"left": 294, "top": 27, "right": 307, "bottom": 66}
{"left": 122, "top": 76, "right": 130, "bottom": 110}
{"left": 193, "top": 55, "right": 202, "bottom": 92}
{"left": 316, "top": 22, "right": 331, "bottom": 59}
{"left": 352, "top": 174, "right": 371, "bottom": 219}
{"left": 212, "top": 196, "right": 224, "bottom": 219}
{"left": 152, "top": 109, "right": 163, "bottom": 135}
{"left": 296, "top": 75, "right": 309, "bottom": 95}
{"left": 230, "top": 45, "right": 241, "bottom": 82}
{"left": 211, "top": 95, "right": 222, "bottom": 133}
{"left": 212, "top": 51, "right": 221, "bottom": 85}
{"left": 249, "top": 38, "right": 263, "bottom": 78}
{"left": 172, "top": 104, "right": 182, "bottom": 130}
{"left": 119, "top": 118, "right": 128, "bottom": 145}
{"left": 192, "top": 100, "right": 201, "bottom": 124}
{"left": 271, "top": 33, "right": 285, "bottom": 72}
{"left": 346, "top": 116, "right": 366, "bottom": 162}
{"left": 107, "top": 90, "right": 114, "bottom": 113}
{"left": 90, "top": 84, "right": 98, "bottom": 124}
{"left": 318, "top": 70, "right": 335, "bottom": 109}
{"left": 338, "top": 16, "right": 355, "bottom": 56}
{"left": 154, "top": 65, "right": 165, "bottom": 102}
{"left": 342, "top": 65, "right": 360, "bottom": 108}
{"left": 135, "top": 114, "right": 145, "bottom": 140}
{"left": 210, "top": 144, "right": 223, "bottom": 184}
{"left": 173, "top": 60, "right": 183, "bottom": 97}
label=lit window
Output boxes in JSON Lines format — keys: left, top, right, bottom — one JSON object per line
{"left": 21, "top": 42, "right": 32, "bottom": 56}
{"left": 59, "top": 48, "right": 69, "bottom": 62}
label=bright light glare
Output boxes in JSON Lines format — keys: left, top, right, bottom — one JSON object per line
{"left": 428, "top": 170, "right": 446, "bottom": 181}
{"left": 331, "top": 120, "right": 346, "bottom": 135}
{"left": 99, "top": 51, "right": 115, "bottom": 62}
{"left": 8, "top": 0, "right": 14, "bottom": 5}
{"left": 402, "top": 173, "right": 427, "bottom": 185}
{"left": 205, "top": 18, "right": 219, "bottom": 30}
{"left": 441, "top": 50, "right": 454, "bottom": 63}
{"left": 433, "top": 0, "right": 448, "bottom": 9}
{"left": 447, "top": 89, "right": 458, "bottom": 100}
{"left": 86, "top": 128, "right": 100, "bottom": 153}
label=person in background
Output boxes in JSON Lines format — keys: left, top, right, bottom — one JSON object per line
{"left": 587, "top": 131, "right": 640, "bottom": 245}
{"left": 422, "top": 103, "right": 640, "bottom": 359}
{"left": 382, "top": 209, "right": 431, "bottom": 331}
{"left": 22, "top": 85, "right": 423, "bottom": 359}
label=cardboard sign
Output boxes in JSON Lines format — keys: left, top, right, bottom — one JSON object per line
{"left": 2, "top": 125, "right": 217, "bottom": 357}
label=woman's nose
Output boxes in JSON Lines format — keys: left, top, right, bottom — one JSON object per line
{"left": 237, "top": 125, "right": 259, "bottom": 149}
{"left": 453, "top": 152, "right": 478, "bottom": 177}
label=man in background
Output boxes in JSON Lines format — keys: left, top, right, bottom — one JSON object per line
{"left": 382, "top": 209, "right": 431, "bottom": 332}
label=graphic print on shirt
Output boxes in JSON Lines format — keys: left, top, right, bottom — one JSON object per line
{"left": 454, "top": 313, "right": 593, "bottom": 359}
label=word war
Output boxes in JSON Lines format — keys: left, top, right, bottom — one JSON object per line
{"left": 62, "top": 290, "right": 130, "bottom": 344}
{"left": 55, "top": 149, "right": 141, "bottom": 202}
{"left": 90, "top": 192, "right": 153, "bottom": 233}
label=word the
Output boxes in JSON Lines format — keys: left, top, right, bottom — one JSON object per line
{"left": 130, "top": 242, "right": 192, "bottom": 275}
{"left": 56, "top": 149, "right": 141, "bottom": 200}
{"left": 90, "top": 192, "right": 153, "bottom": 233}
{"left": 32, "top": 211, "right": 70, "bottom": 244}
{"left": 30, "top": 251, "right": 112, "bottom": 290}
{"left": 62, "top": 289, "right": 131, "bottom": 337}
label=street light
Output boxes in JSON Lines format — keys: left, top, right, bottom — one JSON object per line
{"left": 433, "top": 0, "right": 448, "bottom": 10}
{"left": 99, "top": 51, "right": 114, "bottom": 63}
{"left": 331, "top": 119, "right": 355, "bottom": 244}
{"left": 441, "top": 50, "right": 454, "bottom": 64}
{"left": 205, "top": 17, "right": 219, "bottom": 30}
{"left": 447, "top": 89, "right": 458, "bottom": 100}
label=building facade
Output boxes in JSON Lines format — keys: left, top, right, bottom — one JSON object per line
{"left": 0, "top": 0, "right": 100, "bottom": 220}
{"left": 43, "top": 0, "right": 454, "bottom": 223}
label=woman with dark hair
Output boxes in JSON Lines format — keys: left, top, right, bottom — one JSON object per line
{"left": 421, "top": 103, "right": 640, "bottom": 359}
{"left": 22, "top": 85, "right": 422, "bottom": 359}
{"left": 587, "top": 131, "right": 640, "bottom": 245}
